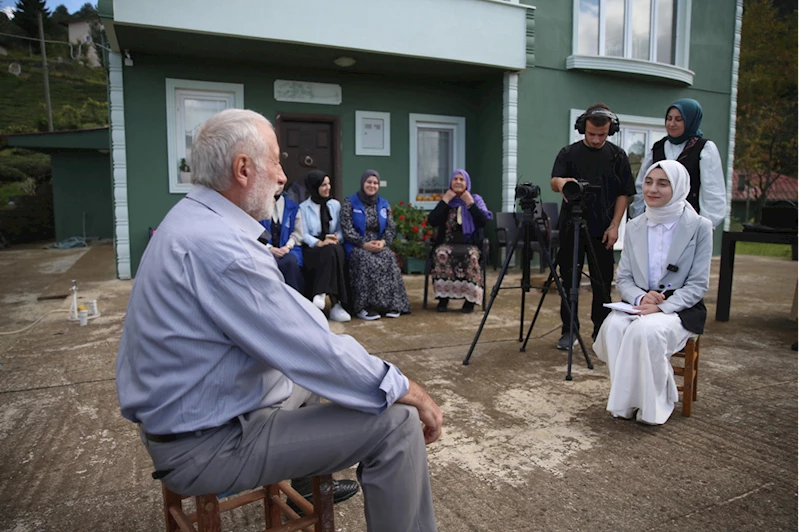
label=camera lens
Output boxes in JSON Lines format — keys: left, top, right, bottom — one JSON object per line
{"left": 562, "top": 180, "right": 583, "bottom": 202}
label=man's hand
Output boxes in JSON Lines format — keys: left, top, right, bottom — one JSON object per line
{"left": 270, "top": 245, "right": 289, "bottom": 258}
{"left": 633, "top": 303, "right": 662, "bottom": 315}
{"left": 602, "top": 222, "right": 619, "bottom": 249}
{"left": 551, "top": 177, "right": 577, "bottom": 202}
{"left": 640, "top": 290, "right": 665, "bottom": 306}
{"left": 441, "top": 190, "right": 457, "bottom": 204}
{"left": 397, "top": 380, "right": 443, "bottom": 445}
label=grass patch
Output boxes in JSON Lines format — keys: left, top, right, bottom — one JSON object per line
{"left": 0, "top": 181, "right": 28, "bottom": 208}
{"left": 736, "top": 242, "right": 793, "bottom": 258}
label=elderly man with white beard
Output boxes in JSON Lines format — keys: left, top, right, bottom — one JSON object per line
{"left": 115, "top": 109, "right": 443, "bottom": 532}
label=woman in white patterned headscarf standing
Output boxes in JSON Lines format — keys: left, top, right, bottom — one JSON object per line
{"left": 593, "top": 159, "right": 712, "bottom": 425}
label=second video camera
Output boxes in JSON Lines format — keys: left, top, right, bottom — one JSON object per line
{"left": 561, "top": 180, "right": 601, "bottom": 203}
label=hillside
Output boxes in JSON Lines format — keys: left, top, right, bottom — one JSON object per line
{"left": 0, "top": 50, "right": 107, "bottom": 133}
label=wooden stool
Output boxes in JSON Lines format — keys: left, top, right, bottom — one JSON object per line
{"left": 671, "top": 336, "right": 699, "bottom": 417}
{"left": 161, "top": 475, "right": 335, "bottom": 532}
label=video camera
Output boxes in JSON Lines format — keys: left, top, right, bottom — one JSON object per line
{"left": 515, "top": 182, "right": 541, "bottom": 202}
{"left": 561, "top": 180, "right": 601, "bottom": 204}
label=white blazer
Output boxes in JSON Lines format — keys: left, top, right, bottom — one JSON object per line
{"left": 616, "top": 206, "right": 712, "bottom": 319}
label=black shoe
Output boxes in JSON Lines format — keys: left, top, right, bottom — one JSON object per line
{"left": 290, "top": 477, "right": 359, "bottom": 507}
{"left": 461, "top": 301, "right": 475, "bottom": 313}
{"left": 556, "top": 333, "right": 578, "bottom": 350}
{"left": 436, "top": 298, "right": 449, "bottom": 312}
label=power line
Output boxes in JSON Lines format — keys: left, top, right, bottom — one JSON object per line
{"left": 0, "top": 30, "right": 112, "bottom": 54}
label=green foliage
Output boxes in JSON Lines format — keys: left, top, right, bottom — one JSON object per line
{"left": 390, "top": 201, "right": 433, "bottom": 259}
{"left": 0, "top": 181, "right": 28, "bottom": 207}
{"left": 0, "top": 164, "right": 28, "bottom": 183}
{"left": 0, "top": 51, "right": 107, "bottom": 133}
{"left": 40, "top": 97, "right": 108, "bottom": 131}
{"left": 12, "top": 0, "right": 51, "bottom": 39}
{"left": 0, "top": 148, "right": 50, "bottom": 183}
{"left": 735, "top": 0, "right": 798, "bottom": 222}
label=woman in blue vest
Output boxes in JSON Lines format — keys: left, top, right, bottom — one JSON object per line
{"left": 299, "top": 170, "right": 351, "bottom": 323}
{"left": 630, "top": 98, "right": 726, "bottom": 229}
{"left": 258, "top": 182, "right": 304, "bottom": 294}
{"left": 341, "top": 170, "right": 410, "bottom": 320}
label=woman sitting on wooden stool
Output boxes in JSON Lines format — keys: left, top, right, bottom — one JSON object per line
{"left": 593, "top": 159, "right": 712, "bottom": 425}
{"left": 299, "top": 170, "right": 351, "bottom": 323}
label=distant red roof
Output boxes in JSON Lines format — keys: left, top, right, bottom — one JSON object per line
{"left": 731, "top": 171, "right": 797, "bottom": 202}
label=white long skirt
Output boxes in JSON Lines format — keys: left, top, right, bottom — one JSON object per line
{"left": 593, "top": 310, "right": 692, "bottom": 425}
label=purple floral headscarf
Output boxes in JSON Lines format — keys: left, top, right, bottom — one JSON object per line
{"left": 447, "top": 169, "right": 493, "bottom": 236}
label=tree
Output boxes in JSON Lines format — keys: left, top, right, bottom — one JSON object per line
{"left": 11, "top": 0, "right": 50, "bottom": 39}
{"left": 72, "top": 2, "right": 97, "bottom": 19}
{"left": 88, "top": 18, "right": 106, "bottom": 68}
{"left": 734, "top": 0, "right": 798, "bottom": 222}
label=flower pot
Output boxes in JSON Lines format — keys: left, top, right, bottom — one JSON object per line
{"left": 402, "top": 256, "right": 426, "bottom": 275}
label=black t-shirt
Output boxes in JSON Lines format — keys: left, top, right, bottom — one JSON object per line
{"left": 551, "top": 141, "right": 635, "bottom": 237}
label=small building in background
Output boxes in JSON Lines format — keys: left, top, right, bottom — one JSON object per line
{"left": 67, "top": 18, "right": 100, "bottom": 68}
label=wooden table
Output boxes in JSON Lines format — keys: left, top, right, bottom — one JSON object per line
{"left": 715, "top": 231, "right": 798, "bottom": 321}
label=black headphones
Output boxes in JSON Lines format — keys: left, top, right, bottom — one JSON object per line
{"left": 574, "top": 107, "right": 620, "bottom": 136}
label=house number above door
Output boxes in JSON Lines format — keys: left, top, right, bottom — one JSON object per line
{"left": 274, "top": 80, "right": 342, "bottom": 105}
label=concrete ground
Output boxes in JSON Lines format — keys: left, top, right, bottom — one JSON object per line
{"left": 0, "top": 241, "right": 796, "bottom": 532}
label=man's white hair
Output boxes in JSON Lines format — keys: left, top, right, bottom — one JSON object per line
{"left": 190, "top": 109, "right": 273, "bottom": 191}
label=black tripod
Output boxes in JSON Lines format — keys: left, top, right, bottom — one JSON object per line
{"left": 463, "top": 201, "right": 586, "bottom": 379}
{"left": 519, "top": 202, "right": 610, "bottom": 380}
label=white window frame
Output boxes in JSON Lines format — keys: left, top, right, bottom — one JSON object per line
{"left": 567, "top": 0, "right": 694, "bottom": 85}
{"left": 355, "top": 110, "right": 391, "bottom": 156}
{"left": 568, "top": 109, "right": 666, "bottom": 250}
{"left": 165, "top": 78, "right": 244, "bottom": 194}
{"left": 409, "top": 113, "right": 466, "bottom": 210}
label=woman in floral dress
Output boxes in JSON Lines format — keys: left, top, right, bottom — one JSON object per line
{"left": 341, "top": 170, "right": 411, "bottom": 320}
{"left": 428, "top": 169, "right": 493, "bottom": 313}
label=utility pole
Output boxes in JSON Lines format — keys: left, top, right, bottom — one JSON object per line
{"left": 37, "top": 11, "right": 53, "bottom": 132}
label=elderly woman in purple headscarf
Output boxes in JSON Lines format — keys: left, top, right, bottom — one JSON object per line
{"left": 428, "top": 169, "right": 493, "bottom": 313}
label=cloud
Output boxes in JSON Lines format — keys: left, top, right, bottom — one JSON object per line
{"left": 1, "top": 6, "right": 15, "bottom": 19}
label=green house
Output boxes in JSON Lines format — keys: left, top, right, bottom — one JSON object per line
{"left": 98, "top": 0, "right": 742, "bottom": 279}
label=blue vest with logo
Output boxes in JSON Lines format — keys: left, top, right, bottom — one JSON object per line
{"left": 345, "top": 193, "right": 389, "bottom": 257}
{"left": 259, "top": 196, "right": 303, "bottom": 266}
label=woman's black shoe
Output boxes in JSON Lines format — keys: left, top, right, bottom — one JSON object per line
{"left": 436, "top": 298, "right": 449, "bottom": 312}
{"left": 461, "top": 301, "right": 475, "bottom": 313}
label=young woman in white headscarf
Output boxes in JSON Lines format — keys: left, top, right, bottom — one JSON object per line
{"left": 593, "top": 159, "right": 712, "bottom": 425}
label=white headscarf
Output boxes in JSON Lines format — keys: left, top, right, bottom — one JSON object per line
{"left": 642, "top": 160, "right": 693, "bottom": 225}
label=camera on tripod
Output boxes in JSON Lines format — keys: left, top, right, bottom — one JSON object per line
{"left": 561, "top": 180, "right": 601, "bottom": 204}
{"left": 515, "top": 182, "right": 542, "bottom": 213}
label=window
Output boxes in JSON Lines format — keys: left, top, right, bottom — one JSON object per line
{"left": 165, "top": 79, "right": 244, "bottom": 194}
{"left": 569, "top": 109, "right": 666, "bottom": 249}
{"left": 569, "top": 0, "right": 692, "bottom": 84}
{"left": 576, "top": 0, "right": 675, "bottom": 63}
{"left": 409, "top": 114, "right": 466, "bottom": 209}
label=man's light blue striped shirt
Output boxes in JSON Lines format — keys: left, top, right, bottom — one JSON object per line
{"left": 116, "top": 185, "right": 409, "bottom": 435}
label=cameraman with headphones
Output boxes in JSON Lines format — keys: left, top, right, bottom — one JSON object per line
{"left": 550, "top": 103, "right": 635, "bottom": 350}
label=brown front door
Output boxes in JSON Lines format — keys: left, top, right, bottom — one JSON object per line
{"left": 275, "top": 113, "right": 341, "bottom": 204}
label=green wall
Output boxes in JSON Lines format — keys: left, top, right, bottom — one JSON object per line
{"left": 122, "top": 54, "right": 504, "bottom": 275}
{"left": 51, "top": 152, "right": 113, "bottom": 241}
{"left": 518, "top": 0, "right": 737, "bottom": 252}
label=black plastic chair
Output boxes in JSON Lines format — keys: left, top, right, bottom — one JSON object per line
{"left": 494, "top": 211, "right": 550, "bottom": 273}
{"left": 542, "top": 202, "right": 560, "bottom": 263}
{"left": 422, "top": 229, "right": 489, "bottom": 310}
